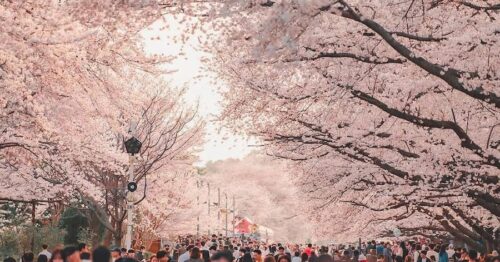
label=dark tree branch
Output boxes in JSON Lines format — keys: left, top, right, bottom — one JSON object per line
{"left": 334, "top": 0, "right": 500, "bottom": 108}
{"left": 348, "top": 87, "right": 499, "bottom": 169}
{"left": 458, "top": 1, "right": 500, "bottom": 11}
{"left": 300, "top": 47, "right": 406, "bottom": 64}
{"left": 389, "top": 31, "right": 448, "bottom": 42}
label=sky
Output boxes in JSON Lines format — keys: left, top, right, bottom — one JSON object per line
{"left": 142, "top": 15, "right": 255, "bottom": 165}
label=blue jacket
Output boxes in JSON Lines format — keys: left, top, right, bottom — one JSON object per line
{"left": 439, "top": 252, "right": 448, "bottom": 262}
{"left": 376, "top": 245, "right": 384, "bottom": 255}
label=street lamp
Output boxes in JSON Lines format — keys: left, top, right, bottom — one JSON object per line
{"left": 224, "top": 192, "right": 228, "bottom": 237}
{"left": 124, "top": 137, "right": 142, "bottom": 155}
{"left": 124, "top": 136, "right": 141, "bottom": 249}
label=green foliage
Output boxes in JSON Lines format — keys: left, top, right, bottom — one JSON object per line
{"left": 0, "top": 229, "right": 21, "bottom": 260}
{"left": 77, "top": 227, "right": 97, "bottom": 248}
{"left": 0, "top": 202, "right": 31, "bottom": 228}
{"left": 1, "top": 202, "right": 107, "bottom": 252}
{"left": 34, "top": 226, "right": 66, "bottom": 253}
{"left": 0, "top": 225, "right": 66, "bottom": 260}
{"left": 59, "top": 207, "right": 88, "bottom": 246}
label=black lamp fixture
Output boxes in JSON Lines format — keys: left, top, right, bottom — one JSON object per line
{"left": 124, "top": 136, "right": 141, "bottom": 193}
{"left": 127, "top": 182, "right": 138, "bottom": 192}
{"left": 124, "top": 136, "right": 142, "bottom": 155}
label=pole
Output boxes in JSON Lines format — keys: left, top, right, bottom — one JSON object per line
{"left": 217, "top": 187, "right": 221, "bottom": 235}
{"left": 31, "top": 201, "right": 36, "bottom": 251}
{"left": 225, "top": 193, "right": 228, "bottom": 237}
{"left": 207, "top": 182, "right": 211, "bottom": 236}
{"left": 359, "top": 238, "right": 362, "bottom": 254}
{"left": 124, "top": 154, "right": 135, "bottom": 249}
{"left": 196, "top": 180, "right": 200, "bottom": 238}
{"left": 232, "top": 195, "right": 236, "bottom": 234}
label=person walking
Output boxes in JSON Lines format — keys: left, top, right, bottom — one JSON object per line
{"left": 93, "top": 246, "right": 111, "bottom": 262}
{"left": 179, "top": 245, "right": 195, "bottom": 262}
{"left": 241, "top": 253, "right": 253, "bottom": 262}
{"left": 265, "top": 256, "right": 277, "bottom": 262}
{"left": 376, "top": 244, "right": 384, "bottom": 257}
{"left": 301, "top": 253, "right": 309, "bottom": 262}
{"left": 49, "top": 249, "right": 63, "bottom": 262}
{"left": 188, "top": 247, "right": 203, "bottom": 262}
{"left": 438, "top": 245, "right": 448, "bottom": 262}
{"left": 23, "top": 253, "right": 34, "bottom": 262}
{"left": 417, "top": 251, "right": 428, "bottom": 262}
{"left": 62, "top": 246, "right": 81, "bottom": 262}
{"left": 254, "top": 250, "right": 263, "bottom": 262}
{"left": 395, "top": 243, "right": 404, "bottom": 262}
{"left": 276, "top": 247, "right": 287, "bottom": 262}
{"left": 383, "top": 244, "right": 393, "bottom": 262}
{"left": 367, "top": 250, "right": 378, "bottom": 262}
{"left": 404, "top": 255, "right": 413, "bottom": 262}
{"left": 39, "top": 245, "right": 52, "bottom": 260}
{"left": 137, "top": 246, "right": 146, "bottom": 261}
{"left": 37, "top": 255, "right": 48, "bottom": 262}
{"left": 338, "top": 251, "right": 350, "bottom": 262}
{"left": 305, "top": 246, "right": 313, "bottom": 257}
{"left": 309, "top": 252, "right": 318, "bottom": 262}
{"left": 292, "top": 252, "right": 301, "bottom": 262}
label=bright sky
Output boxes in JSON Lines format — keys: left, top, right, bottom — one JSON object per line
{"left": 142, "top": 15, "right": 254, "bottom": 165}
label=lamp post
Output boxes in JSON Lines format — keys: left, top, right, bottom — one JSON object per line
{"left": 224, "top": 192, "right": 228, "bottom": 237}
{"left": 207, "top": 182, "right": 211, "bottom": 236}
{"left": 196, "top": 180, "right": 200, "bottom": 239}
{"left": 217, "top": 187, "right": 221, "bottom": 235}
{"left": 232, "top": 195, "right": 236, "bottom": 234}
{"left": 124, "top": 136, "right": 142, "bottom": 249}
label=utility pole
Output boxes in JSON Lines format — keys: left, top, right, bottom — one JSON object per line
{"left": 123, "top": 125, "right": 142, "bottom": 250}
{"left": 358, "top": 238, "right": 362, "bottom": 253}
{"left": 232, "top": 195, "right": 236, "bottom": 234}
{"left": 124, "top": 154, "right": 135, "bottom": 249}
{"left": 196, "top": 180, "right": 200, "bottom": 239}
{"left": 207, "top": 182, "right": 211, "bottom": 236}
{"left": 224, "top": 192, "right": 228, "bottom": 237}
{"left": 31, "top": 201, "right": 36, "bottom": 252}
{"left": 217, "top": 187, "right": 221, "bottom": 235}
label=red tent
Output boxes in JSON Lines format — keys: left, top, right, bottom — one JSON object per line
{"left": 234, "top": 217, "right": 253, "bottom": 234}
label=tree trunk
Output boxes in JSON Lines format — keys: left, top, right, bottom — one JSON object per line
{"left": 103, "top": 229, "right": 113, "bottom": 247}
{"left": 113, "top": 220, "right": 124, "bottom": 247}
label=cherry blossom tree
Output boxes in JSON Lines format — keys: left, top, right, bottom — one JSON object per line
{"left": 134, "top": 170, "right": 202, "bottom": 247}
{"left": 211, "top": 0, "right": 499, "bottom": 250}
{"left": 1, "top": 0, "right": 205, "bottom": 246}
{"left": 204, "top": 152, "right": 313, "bottom": 242}
{"left": 1, "top": 0, "right": 166, "bottom": 202}
{"left": 77, "top": 82, "right": 204, "bottom": 245}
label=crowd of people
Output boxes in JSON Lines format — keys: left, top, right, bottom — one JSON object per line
{"left": 3, "top": 235, "right": 499, "bottom": 262}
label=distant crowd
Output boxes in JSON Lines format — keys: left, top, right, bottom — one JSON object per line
{"left": 3, "top": 234, "right": 499, "bottom": 262}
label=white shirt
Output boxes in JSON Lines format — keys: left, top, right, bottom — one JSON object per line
{"left": 413, "top": 251, "right": 420, "bottom": 262}
{"left": 233, "top": 250, "right": 240, "bottom": 260}
{"left": 39, "top": 250, "right": 52, "bottom": 260}
{"left": 178, "top": 252, "right": 190, "bottom": 262}
{"left": 292, "top": 257, "right": 301, "bottom": 262}
{"left": 395, "top": 247, "right": 403, "bottom": 257}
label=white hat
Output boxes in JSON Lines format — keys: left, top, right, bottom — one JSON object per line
{"left": 492, "top": 250, "right": 498, "bottom": 256}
